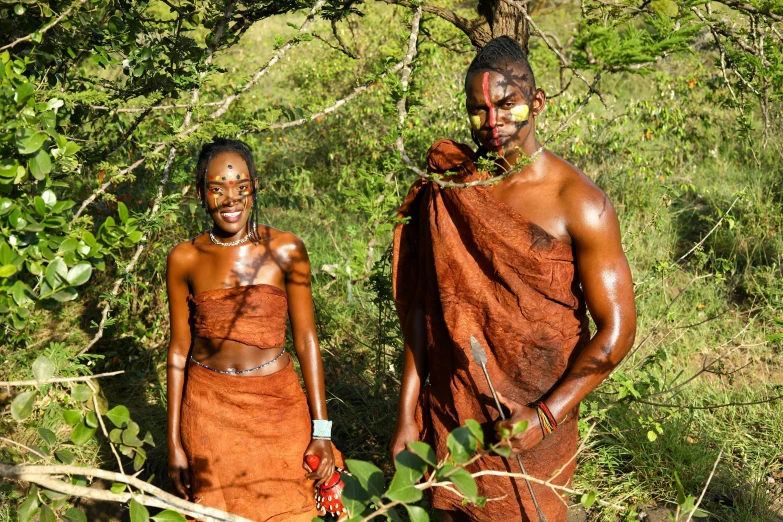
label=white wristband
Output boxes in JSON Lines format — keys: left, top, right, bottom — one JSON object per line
{"left": 313, "top": 420, "right": 332, "bottom": 439}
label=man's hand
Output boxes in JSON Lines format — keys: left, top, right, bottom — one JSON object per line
{"left": 168, "top": 446, "right": 191, "bottom": 499}
{"left": 304, "top": 439, "right": 335, "bottom": 487}
{"left": 494, "top": 392, "right": 543, "bottom": 453}
{"left": 389, "top": 417, "right": 419, "bottom": 458}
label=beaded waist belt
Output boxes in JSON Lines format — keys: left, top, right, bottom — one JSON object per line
{"left": 190, "top": 347, "right": 286, "bottom": 375}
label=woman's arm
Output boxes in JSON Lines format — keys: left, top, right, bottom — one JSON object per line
{"left": 281, "top": 233, "right": 335, "bottom": 487}
{"left": 166, "top": 244, "right": 194, "bottom": 498}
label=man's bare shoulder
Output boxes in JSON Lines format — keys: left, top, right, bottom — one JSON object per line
{"left": 542, "top": 151, "right": 614, "bottom": 228}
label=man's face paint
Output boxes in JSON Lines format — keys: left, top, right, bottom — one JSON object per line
{"left": 510, "top": 104, "right": 530, "bottom": 123}
{"left": 482, "top": 72, "right": 503, "bottom": 157}
{"left": 469, "top": 115, "right": 482, "bottom": 130}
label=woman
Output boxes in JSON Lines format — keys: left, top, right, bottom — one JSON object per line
{"left": 166, "top": 138, "right": 340, "bottom": 521}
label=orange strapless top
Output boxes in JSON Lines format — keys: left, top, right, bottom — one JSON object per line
{"left": 189, "top": 284, "right": 288, "bottom": 349}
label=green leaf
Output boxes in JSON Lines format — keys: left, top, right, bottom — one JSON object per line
{"left": 129, "top": 499, "right": 150, "bottom": 522}
{"left": 408, "top": 441, "right": 437, "bottom": 466}
{"left": 511, "top": 419, "right": 528, "bottom": 437}
{"left": 63, "top": 507, "right": 88, "bottom": 522}
{"left": 133, "top": 447, "right": 147, "bottom": 471}
{"left": 14, "top": 82, "right": 35, "bottom": 104}
{"left": 118, "top": 201, "right": 129, "bottom": 223}
{"left": 106, "top": 405, "right": 130, "bottom": 428}
{"left": 345, "top": 459, "right": 384, "bottom": 500}
{"left": 85, "top": 411, "right": 99, "bottom": 428}
{"left": 0, "top": 264, "right": 17, "bottom": 277}
{"left": 386, "top": 451, "right": 426, "bottom": 502}
{"left": 11, "top": 390, "right": 37, "bottom": 420}
{"left": 110, "top": 482, "right": 126, "bottom": 494}
{"left": 405, "top": 505, "right": 430, "bottom": 522}
{"left": 447, "top": 467, "right": 478, "bottom": 502}
{"left": 38, "top": 427, "right": 56, "bottom": 446}
{"left": 34, "top": 196, "right": 47, "bottom": 216}
{"left": 71, "top": 384, "right": 92, "bottom": 402}
{"left": 59, "top": 238, "right": 78, "bottom": 253}
{"left": 17, "top": 131, "right": 47, "bottom": 155}
{"left": 581, "top": 491, "right": 597, "bottom": 509}
{"left": 66, "top": 263, "right": 92, "bottom": 286}
{"left": 51, "top": 288, "right": 78, "bottom": 302}
{"left": 63, "top": 409, "right": 81, "bottom": 426}
{"left": 45, "top": 257, "right": 67, "bottom": 287}
{"left": 41, "top": 189, "right": 56, "bottom": 207}
{"left": 151, "top": 511, "right": 187, "bottom": 522}
{"left": 17, "top": 496, "right": 39, "bottom": 522}
{"left": 465, "top": 419, "right": 485, "bottom": 447}
{"left": 32, "top": 355, "right": 56, "bottom": 382}
{"left": 109, "top": 428, "right": 123, "bottom": 443}
{"left": 39, "top": 504, "right": 55, "bottom": 522}
{"left": 55, "top": 449, "right": 75, "bottom": 464}
{"left": 29, "top": 149, "right": 52, "bottom": 180}
{"left": 122, "top": 420, "right": 143, "bottom": 447}
{"left": 11, "top": 280, "right": 33, "bottom": 305}
{"left": 647, "top": 430, "right": 658, "bottom": 442}
{"left": 142, "top": 431, "right": 155, "bottom": 446}
{"left": 71, "top": 420, "right": 96, "bottom": 445}
{"left": 446, "top": 426, "right": 478, "bottom": 464}
{"left": 341, "top": 474, "right": 370, "bottom": 518}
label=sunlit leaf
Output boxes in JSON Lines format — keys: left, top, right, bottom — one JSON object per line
{"left": 11, "top": 390, "right": 37, "bottom": 420}
{"left": 32, "top": 355, "right": 56, "bottom": 382}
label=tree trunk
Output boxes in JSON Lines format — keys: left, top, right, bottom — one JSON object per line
{"left": 475, "top": 0, "right": 530, "bottom": 52}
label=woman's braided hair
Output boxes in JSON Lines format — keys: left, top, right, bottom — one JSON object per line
{"left": 466, "top": 36, "right": 537, "bottom": 96}
{"left": 195, "top": 137, "right": 262, "bottom": 243}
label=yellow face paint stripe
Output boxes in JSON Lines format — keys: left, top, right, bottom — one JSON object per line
{"left": 469, "top": 115, "right": 481, "bottom": 130}
{"left": 510, "top": 104, "right": 530, "bottom": 122}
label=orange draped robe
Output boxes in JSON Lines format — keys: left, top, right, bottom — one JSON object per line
{"left": 392, "top": 140, "right": 589, "bottom": 522}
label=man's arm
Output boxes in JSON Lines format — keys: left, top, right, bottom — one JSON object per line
{"left": 497, "top": 183, "right": 636, "bottom": 451}
{"left": 389, "top": 305, "right": 429, "bottom": 457}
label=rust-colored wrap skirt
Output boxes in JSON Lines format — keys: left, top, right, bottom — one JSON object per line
{"left": 181, "top": 358, "right": 340, "bottom": 521}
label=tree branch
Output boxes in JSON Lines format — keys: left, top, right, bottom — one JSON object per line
{"left": 0, "top": 464, "right": 254, "bottom": 522}
{"left": 0, "top": 0, "right": 89, "bottom": 51}
{"left": 0, "top": 370, "right": 124, "bottom": 387}
{"left": 72, "top": 0, "right": 326, "bottom": 222}
{"left": 712, "top": 0, "right": 782, "bottom": 22}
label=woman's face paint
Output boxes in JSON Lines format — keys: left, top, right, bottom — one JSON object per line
{"left": 213, "top": 194, "right": 219, "bottom": 208}
{"left": 469, "top": 115, "right": 481, "bottom": 130}
{"left": 510, "top": 104, "right": 530, "bottom": 123}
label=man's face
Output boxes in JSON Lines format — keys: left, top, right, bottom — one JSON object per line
{"left": 465, "top": 62, "right": 545, "bottom": 161}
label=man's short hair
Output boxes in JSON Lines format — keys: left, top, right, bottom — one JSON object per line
{"left": 465, "top": 36, "right": 536, "bottom": 94}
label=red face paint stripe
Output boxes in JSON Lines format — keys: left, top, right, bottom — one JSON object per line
{"left": 482, "top": 73, "right": 495, "bottom": 128}
{"left": 482, "top": 72, "right": 504, "bottom": 157}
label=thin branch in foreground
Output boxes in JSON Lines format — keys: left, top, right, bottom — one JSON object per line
{"left": 0, "top": 464, "right": 253, "bottom": 522}
{"left": 393, "top": 7, "right": 425, "bottom": 178}
{"left": 0, "top": 370, "right": 124, "bottom": 387}
{"left": 1, "top": 0, "right": 88, "bottom": 51}
{"left": 685, "top": 445, "right": 724, "bottom": 522}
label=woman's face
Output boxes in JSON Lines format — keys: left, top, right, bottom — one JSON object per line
{"left": 203, "top": 152, "right": 254, "bottom": 236}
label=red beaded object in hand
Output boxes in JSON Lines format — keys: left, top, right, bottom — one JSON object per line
{"left": 305, "top": 454, "right": 350, "bottom": 516}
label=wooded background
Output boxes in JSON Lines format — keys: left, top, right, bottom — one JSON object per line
{"left": 1, "top": 0, "right": 782, "bottom": 520}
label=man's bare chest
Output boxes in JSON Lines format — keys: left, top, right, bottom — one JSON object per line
{"left": 489, "top": 182, "right": 572, "bottom": 245}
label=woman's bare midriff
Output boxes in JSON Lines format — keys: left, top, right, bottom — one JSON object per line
{"left": 191, "top": 337, "right": 290, "bottom": 376}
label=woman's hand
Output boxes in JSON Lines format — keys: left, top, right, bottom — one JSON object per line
{"left": 389, "top": 417, "right": 419, "bottom": 458}
{"left": 168, "top": 446, "right": 191, "bottom": 499}
{"left": 304, "top": 439, "right": 335, "bottom": 487}
{"left": 493, "top": 392, "right": 544, "bottom": 453}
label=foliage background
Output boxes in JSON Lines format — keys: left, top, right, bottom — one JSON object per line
{"left": 1, "top": 0, "right": 782, "bottom": 520}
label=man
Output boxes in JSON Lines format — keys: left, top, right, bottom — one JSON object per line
{"left": 389, "top": 36, "right": 637, "bottom": 522}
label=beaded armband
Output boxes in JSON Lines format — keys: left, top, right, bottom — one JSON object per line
{"left": 312, "top": 419, "right": 332, "bottom": 440}
{"left": 531, "top": 401, "right": 558, "bottom": 437}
